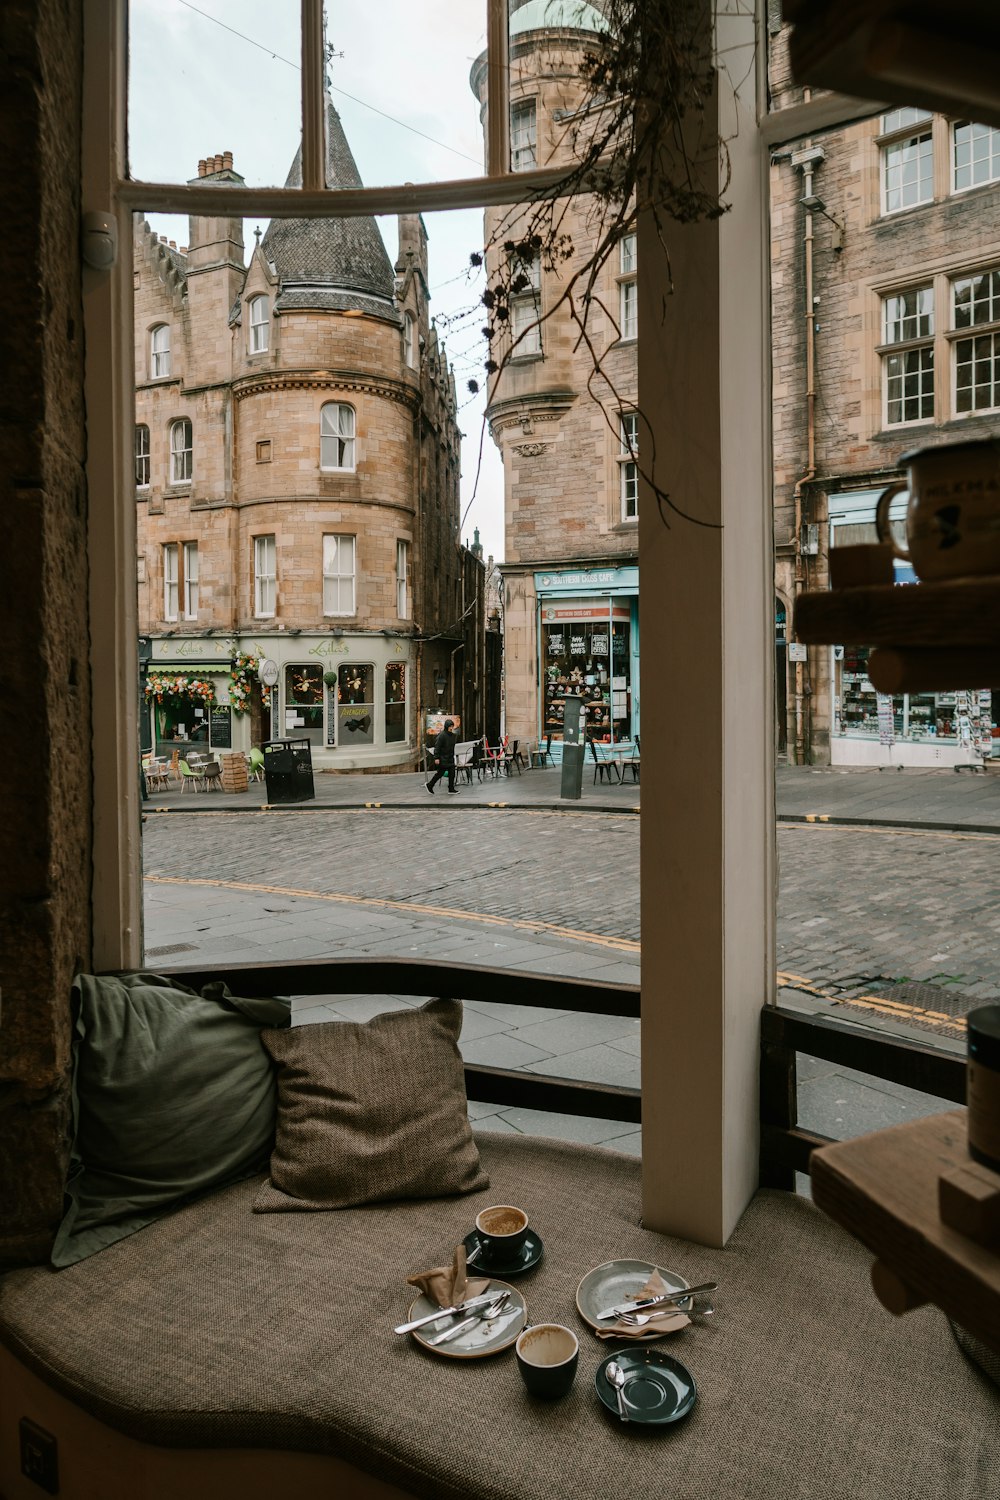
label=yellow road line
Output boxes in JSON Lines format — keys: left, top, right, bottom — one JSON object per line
{"left": 777, "top": 969, "right": 966, "bottom": 1033}
{"left": 780, "top": 822, "right": 996, "bottom": 844}
{"left": 144, "top": 874, "right": 641, "bottom": 953}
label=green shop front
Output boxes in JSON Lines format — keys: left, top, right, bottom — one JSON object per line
{"left": 535, "top": 566, "right": 640, "bottom": 757}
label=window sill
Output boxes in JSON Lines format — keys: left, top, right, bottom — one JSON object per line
{"left": 509, "top": 352, "right": 544, "bottom": 365}
{"left": 613, "top": 519, "right": 638, "bottom": 532}
{"left": 319, "top": 468, "right": 357, "bottom": 477}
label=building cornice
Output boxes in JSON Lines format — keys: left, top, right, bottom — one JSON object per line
{"left": 233, "top": 369, "right": 421, "bottom": 412}
{"left": 487, "top": 388, "right": 577, "bottom": 435}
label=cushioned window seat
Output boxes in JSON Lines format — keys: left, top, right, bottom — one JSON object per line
{"left": 0, "top": 1133, "right": 995, "bottom": 1500}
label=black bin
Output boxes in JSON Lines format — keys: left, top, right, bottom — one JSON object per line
{"left": 262, "top": 738, "right": 315, "bottom": 804}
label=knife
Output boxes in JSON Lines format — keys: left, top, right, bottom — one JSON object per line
{"left": 596, "top": 1280, "right": 718, "bottom": 1320}
{"left": 426, "top": 1291, "right": 511, "bottom": 1346}
{"left": 394, "top": 1292, "right": 498, "bottom": 1336}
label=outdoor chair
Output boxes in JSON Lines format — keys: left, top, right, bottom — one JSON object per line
{"left": 588, "top": 738, "right": 617, "bottom": 784}
{"left": 177, "top": 759, "right": 204, "bottom": 793}
{"left": 503, "top": 739, "right": 523, "bottom": 775}
{"left": 532, "top": 734, "right": 555, "bottom": 767}
{"left": 454, "top": 742, "right": 475, "bottom": 785}
{"left": 623, "top": 734, "right": 640, "bottom": 783}
{"left": 471, "top": 739, "right": 486, "bottom": 781}
{"left": 247, "top": 748, "right": 265, "bottom": 782}
{"left": 201, "top": 761, "right": 222, "bottom": 792}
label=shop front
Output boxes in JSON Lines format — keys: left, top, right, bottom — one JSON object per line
{"left": 535, "top": 566, "right": 639, "bottom": 757}
{"left": 143, "top": 634, "right": 416, "bottom": 770}
{"left": 828, "top": 491, "right": 996, "bottom": 766}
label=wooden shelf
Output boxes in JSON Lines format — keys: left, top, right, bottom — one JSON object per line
{"left": 795, "top": 575, "right": 1000, "bottom": 649}
{"left": 811, "top": 1110, "right": 1000, "bottom": 1354}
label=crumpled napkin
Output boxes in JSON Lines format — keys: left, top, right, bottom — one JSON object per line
{"left": 595, "top": 1267, "right": 691, "bottom": 1341}
{"left": 407, "top": 1243, "right": 491, "bottom": 1309}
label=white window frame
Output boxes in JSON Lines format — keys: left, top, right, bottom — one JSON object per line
{"left": 150, "top": 322, "right": 170, "bottom": 378}
{"left": 880, "top": 286, "right": 935, "bottom": 427}
{"left": 396, "top": 539, "right": 409, "bottom": 619}
{"left": 88, "top": 0, "right": 772, "bottom": 1246}
{"left": 169, "top": 417, "right": 192, "bottom": 484}
{"left": 182, "top": 540, "right": 199, "bottom": 619}
{"left": 320, "top": 402, "right": 356, "bottom": 471}
{"left": 618, "top": 412, "right": 639, "bottom": 521}
{"left": 510, "top": 253, "right": 542, "bottom": 357}
{"left": 403, "top": 312, "right": 416, "bottom": 368}
{"left": 134, "top": 423, "right": 150, "bottom": 488}
{"left": 323, "top": 533, "right": 356, "bottom": 616}
{"left": 254, "top": 534, "right": 276, "bottom": 618}
{"left": 162, "top": 542, "right": 178, "bottom": 621}
{"left": 952, "top": 121, "right": 1000, "bottom": 194}
{"left": 511, "top": 98, "right": 537, "bottom": 172}
{"left": 248, "top": 295, "right": 270, "bottom": 353}
{"left": 619, "top": 233, "right": 638, "bottom": 341}
{"left": 951, "top": 267, "right": 1000, "bottom": 416}
{"left": 879, "top": 111, "right": 934, "bottom": 216}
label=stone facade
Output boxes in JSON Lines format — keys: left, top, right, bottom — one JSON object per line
{"left": 135, "top": 118, "right": 483, "bottom": 771}
{"left": 471, "top": 2, "right": 639, "bottom": 756}
{"left": 769, "top": 39, "right": 1000, "bottom": 764}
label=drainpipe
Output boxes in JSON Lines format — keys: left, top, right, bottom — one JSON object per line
{"left": 790, "top": 142, "right": 825, "bottom": 764}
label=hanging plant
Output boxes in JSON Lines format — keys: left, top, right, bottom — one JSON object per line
{"left": 144, "top": 673, "right": 216, "bottom": 706}
{"left": 228, "top": 651, "right": 270, "bottom": 715}
{"left": 323, "top": 670, "right": 339, "bottom": 687}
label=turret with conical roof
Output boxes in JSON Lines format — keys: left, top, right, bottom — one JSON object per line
{"left": 261, "top": 100, "right": 396, "bottom": 319}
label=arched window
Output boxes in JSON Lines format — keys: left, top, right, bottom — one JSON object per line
{"left": 403, "top": 312, "right": 416, "bottom": 368}
{"left": 320, "top": 402, "right": 356, "bottom": 471}
{"left": 169, "top": 418, "right": 192, "bottom": 484}
{"left": 150, "top": 323, "right": 170, "bottom": 378}
{"left": 249, "top": 295, "right": 269, "bottom": 353}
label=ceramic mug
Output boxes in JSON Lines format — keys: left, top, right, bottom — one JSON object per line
{"left": 874, "top": 439, "right": 1000, "bottom": 582}
{"left": 515, "top": 1324, "right": 579, "bottom": 1399}
{"left": 474, "top": 1204, "right": 529, "bottom": 1263}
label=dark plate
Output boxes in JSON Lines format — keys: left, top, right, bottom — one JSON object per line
{"left": 595, "top": 1348, "right": 697, "bottom": 1426}
{"left": 463, "top": 1228, "right": 544, "bottom": 1277}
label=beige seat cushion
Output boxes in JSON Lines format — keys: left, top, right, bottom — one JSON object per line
{"left": 0, "top": 1134, "right": 995, "bottom": 1500}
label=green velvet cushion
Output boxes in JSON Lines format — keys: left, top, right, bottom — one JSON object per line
{"left": 51, "top": 972, "right": 290, "bottom": 1268}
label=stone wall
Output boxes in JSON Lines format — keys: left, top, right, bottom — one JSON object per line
{"left": 0, "top": 0, "right": 89, "bottom": 1265}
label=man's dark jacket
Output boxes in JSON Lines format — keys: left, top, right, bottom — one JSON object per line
{"left": 432, "top": 728, "right": 457, "bottom": 765}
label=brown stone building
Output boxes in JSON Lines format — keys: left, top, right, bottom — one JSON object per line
{"left": 769, "top": 31, "right": 1000, "bottom": 766}
{"left": 134, "top": 107, "right": 484, "bottom": 770}
{"left": 471, "top": 0, "right": 639, "bottom": 758}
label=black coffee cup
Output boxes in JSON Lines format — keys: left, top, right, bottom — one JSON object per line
{"left": 474, "top": 1204, "right": 529, "bottom": 1263}
{"left": 516, "top": 1324, "right": 579, "bottom": 1399}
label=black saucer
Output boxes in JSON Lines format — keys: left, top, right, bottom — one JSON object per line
{"left": 463, "top": 1228, "right": 544, "bottom": 1277}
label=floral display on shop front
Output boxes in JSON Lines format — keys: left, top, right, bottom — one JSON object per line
{"left": 144, "top": 673, "right": 216, "bottom": 706}
{"left": 228, "top": 652, "right": 270, "bottom": 715}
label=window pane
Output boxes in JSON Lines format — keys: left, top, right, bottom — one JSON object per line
{"left": 883, "top": 287, "right": 934, "bottom": 343}
{"left": 953, "top": 122, "right": 1000, "bottom": 192}
{"left": 952, "top": 269, "right": 1000, "bottom": 329}
{"left": 511, "top": 98, "right": 537, "bottom": 172}
{"left": 128, "top": 1, "right": 300, "bottom": 188}
{"left": 882, "top": 107, "right": 932, "bottom": 134}
{"left": 955, "top": 333, "right": 1000, "bottom": 413}
{"left": 135, "top": 425, "right": 150, "bottom": 487}
{"left": 385, "top": 663, "right": 406, "bottom": 743}
{"left": 338, "top": 664, "right": 374, "bottom": 744}
{"left": 321, "top": 404, "right": 355, "bottom": 469}
{"left": 284, "top": 664, "right": 324, "bottom": 745}
{"left": 163, "top": 543, "right": 178, "bottom": 620}
{"left": 511, "top": 296, "right": 541, "bottom": 354}
{"left": 323, "top": 533, "right": 355, "bottom": 614}
{"left": 885, "top": 347, "right": 934, "bottom": 424}
{"left": 882, "top": 134, "right": 933, "bottom": 214}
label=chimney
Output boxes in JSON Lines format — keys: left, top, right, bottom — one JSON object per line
{"left": 198, "top": 159, "right": 207, "bottom": 177}
{"left": 223, "top": 150, "right": 233, "bottom": 170}
{"left": 214, "top": 154, "right": 223, "bottom": 173}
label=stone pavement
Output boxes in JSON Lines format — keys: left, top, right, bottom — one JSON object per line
{"left": 143, "top": 761, "right": 996, "bottom": 1163}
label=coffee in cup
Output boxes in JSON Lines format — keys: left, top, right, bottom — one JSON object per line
{"left": 474, "top": 1204, "right": 529, "bottom": 1262}
{"left": 515, "top": 1324, "right": 579, "bottom": 1399}
{"left": 874, "top": 438, "right": 1000, "bottom": 582}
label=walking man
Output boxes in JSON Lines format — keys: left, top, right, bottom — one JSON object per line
{"left": 426, "top": 719, "right": 458, "bottom": 795}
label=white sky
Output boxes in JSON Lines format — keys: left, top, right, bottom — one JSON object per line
{"left": 130, "top": 0, "right": 505, "bottom": 562}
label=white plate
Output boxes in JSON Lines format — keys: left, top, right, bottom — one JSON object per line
{"left": 406, "top": 1279, "right": 527, "bottom": 1360}
{"left": 575, "top": 1260, "right": 690, "bottom": 1333}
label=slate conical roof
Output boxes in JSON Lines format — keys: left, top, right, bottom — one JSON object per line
{"left": 262, "top": 99, "right": 396, "bottom": 315}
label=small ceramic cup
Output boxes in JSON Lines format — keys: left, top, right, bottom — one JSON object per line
{"left": 474, "top": 1204, "right": 529, "bottom": 1263}
{"left": 515, "top": 1324, "right": 579, "bottom": 1399}
{"left": 874, "top": 438, "right": 1000, "bottom": 581}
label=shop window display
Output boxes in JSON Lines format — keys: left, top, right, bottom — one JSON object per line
{"left": 338, "top": 663, "right": 375, "bottom": 745}
{"left": 284, "top": 664, "right": 324, "bottom": 745}
{"left": 835, "top": 645, "right": 994, "bottom": 748}
{"left": 543, "top": 618, "right": 632, "bottom": 742}
{"left": 385, "top": 663, "right": 406, "bottom": 744}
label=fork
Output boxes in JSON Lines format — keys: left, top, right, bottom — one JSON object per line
{"left": 620, "top": 1299, "right": 715, "bottom": 1327}
{"left": 427, "top": 1290, "right": 510, "bottom": 1346}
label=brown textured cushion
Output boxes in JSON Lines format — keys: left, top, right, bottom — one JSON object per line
{"left": 254, "top": 998, "right": 488, "bottom": 1211}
